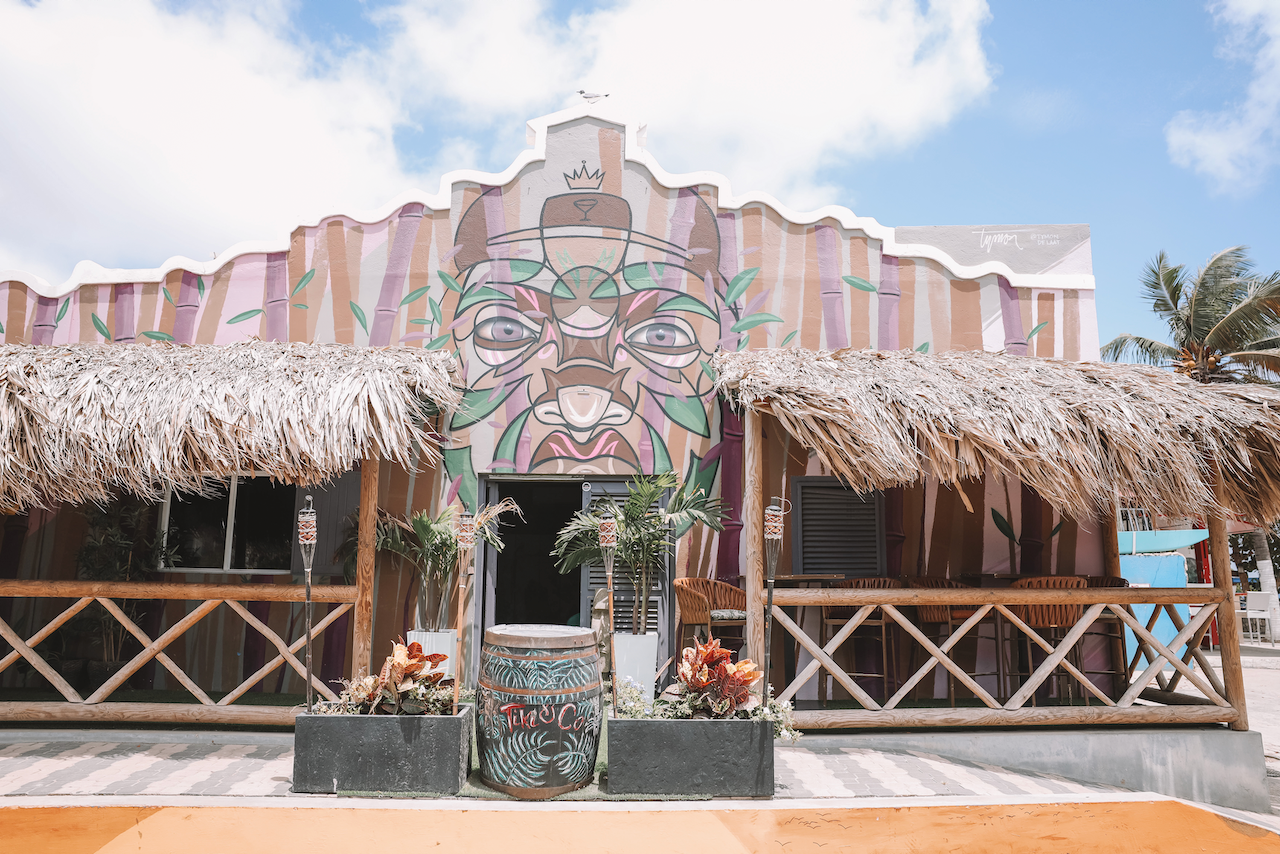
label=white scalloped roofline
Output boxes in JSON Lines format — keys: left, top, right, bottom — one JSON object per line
{"left": 1, "top": 103, "right": 1094, "bottom": 298}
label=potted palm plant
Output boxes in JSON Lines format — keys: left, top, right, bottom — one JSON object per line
{"left": 552, "top": 472, "right": 726, "bottom": 704}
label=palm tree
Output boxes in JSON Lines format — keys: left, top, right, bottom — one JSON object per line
{"left": 553, "top": 472, "right": 728, "bottom": 634}
{"left": 1103, "top": 246, "right": 1280, "bottom": 629}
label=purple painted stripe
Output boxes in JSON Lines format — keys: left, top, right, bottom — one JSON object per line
{"left": 998, "top": 275, "right": 1027, "bottom": 355}
{"left": 114, "top": 283, "right": 138, "bottom": 343}
{"left": 261, "top": 255, "right": 289, "bottom": 343}
{"left": 31, "top": 296, "right": 58, "bottom": 345}
{"left": 715, "top": 212, "right": 741, "bottom": 348}
{"left": 877, "top": 255, "right": 900, "bottom": 350}
{"left": 369, "top": 203, "right": 425, "bottom": 346}
{"left": 816, "top": 225, "right": 848, "bottom": 350}
{"left": 480, "top": 187, "right": 513, "bottom": 289}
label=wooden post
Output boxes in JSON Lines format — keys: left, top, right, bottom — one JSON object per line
{"left": 1100, "top": 502, "right": 1122, "bottom": 579}
{"left": 742, "top": 409, "right": 764, "bottom": 663}
{"left": 1209, "top": 475, "right": 1249, "bottom": 731}
{"left": 353, "top": 456, "right": 379, "bottom": 678}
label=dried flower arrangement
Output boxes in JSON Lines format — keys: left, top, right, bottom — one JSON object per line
{"left": 321, "top": 639, "right": 460, "bottom": 716}
{"left": 615, "top": 638, "right": 800, "bottom": 742}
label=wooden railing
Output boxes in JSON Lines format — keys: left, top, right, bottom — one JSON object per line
{"left": 0, "top": 580, "right": 357, "bottom": 725}
{"left": 768, "top": 586, "right": 1245, "bottom": 730}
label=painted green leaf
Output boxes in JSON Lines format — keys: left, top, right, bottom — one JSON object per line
{"left": 458, "top": 286, "right": 516, "bottom": 315}
{"left": 622, "top": 262, "right": 669, "bottom": 290}
{"left": 56, "top": 298, "right": 70, "bottom": 323}
{"left": 290, "top": 268, "right": 316, "bottom": 297}
{"left": 441, "top": 446, "right": 477, "bottom": 513}
{"left": 161, "top": 288, "right": 174, "bottom": 306}
{"left": 508, "top": 259, "right": 544, "bottom": 283}
{"left": 196, "top": 276, "right": 206, "bottom": 299}
{"left": 647, "top": 421, "right": 673, "bottom": 475}
{"left": 992, "top": 508, "right": 1017, "bottom": 542}
{"left": 492, "top": 409, "right": 532, "bottom": 473}
{"left": 843, "top": 275, "right": 877, "bottom": 293}
{"left": 725, "top": 267, "right": 760, "bottom": 304}
{"left": 227, "top": 309, "right": 264, "bottom": 325}
{"left": 655, "top": 389, "right": 711, "bottom": 437}
{"left": 699, "top": 360, "right": 716, "bottom": 383}
{"left": 438, "top": 271, "right": 463, "bottom": 293}
{"left": 1051, "top": 519, "right": 1064, "bottom": 538}
{"left": 91, "top": 313, "right": 111, "bottom": 341}
{"left": 410, "top": 318, "right": 431, "bottom": 326}
{"left": 429, "top": 296, "right": 443, "bottom": 324}
{"left": 0, "top": 321, "right": 5, "bottom": 334}
{"left": 551, "top": 280, "right": 574, "bottom": 300}
{"left": 655, "top": 294, "right": 717, "bottom": 320}
{"left": 350, "top": 301, "right": 368, "bottom": 333}
{"left": 292, "top": 303, "right": 308, "bottom": 310}
{"left": 673, "top": 449, "right": 719, "bottom": 536}
{"left": 737, "top": 335, "right": 750, "bottom": 351}
{"left": 590, "top": 280, "right": 620, "bottom": 299}
{"left": 141, "top": 330, "right": 175, "bottom": 341}
{"left": 452, "top": 379, "right": 524, "bottom": 430}
{"left": 1026, "top": 321, "right": 1049, "bottom": 341}
{"left": 400, "top": 286, "right": 430, "bottom": 306}
{"left": 782, "top": 330, "right": 798, "bottom": 347}
{"left": 426, "top": 334, "right": 452, "bottom": 350}
{"left": 730, "top": 312, "right": 783, "bottom": 333}
{"left": 915, "top": 342, "right": 930, "bottom": 353}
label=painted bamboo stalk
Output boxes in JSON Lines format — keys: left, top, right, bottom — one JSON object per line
{"left": 31, "top": 296, "right": 58, "bottom": 345}
{"left": 998, "top": 275, "right": 1028, "bottom": 355}
{"left": 713, "top": 213, "right": 745, "bottom": 583}
{"left": 113, "top": 284, "right": 138, "bottom": 343}
{"left": 263, "top": 252, "right": 290, "bottom": 342}
{"left": 815, "top": 225, "right": 849, "bottom": 350}
{"left": 877, "top": 255, "right": 900, "bottom": 350}
{"left": 369, "top": 204, "right": 425, "bottom": 346}
{"left": 172, "top": 272, "right": 201, "bottom": 344}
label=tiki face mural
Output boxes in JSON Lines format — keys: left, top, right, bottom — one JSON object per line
{"left": 448, "top": 163, "right": 727, "bottom": 475}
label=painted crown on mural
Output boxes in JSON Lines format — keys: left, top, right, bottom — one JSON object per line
{"left": 564, "top": 160, "right": 605, "bottom": 190}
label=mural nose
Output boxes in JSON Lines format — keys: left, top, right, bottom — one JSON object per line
{"left": 557, "top": 385, "right": 614, "bottom": 430}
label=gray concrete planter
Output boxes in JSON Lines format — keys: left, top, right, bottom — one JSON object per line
{"left": 606, "top": 717, "right": 773, "bottom": 797}
{"left": 292, "top": 706, "right": 472, "bottom": 795}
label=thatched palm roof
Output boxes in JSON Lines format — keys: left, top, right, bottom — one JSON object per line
{"left": 713, "top": 347, "right": 1280, "bottom": 524}
{"left": 0, "top": 341, "right": 460, "bottom": 512}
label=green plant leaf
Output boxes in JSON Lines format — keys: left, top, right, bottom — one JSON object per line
{"left": 400, "top": 286, "right": 430, "bottom": 306}
{"left": 699, "top": 360, "right": 716, "bottom": 382}
{"left": 426, "top": 334, "right": 452, "bottom": 350}
{"left": 647, "top": 421, "right": 672, "bottom": 474}
{"left": 438, "top": 270, "right": 463, "bottom": 293}
{"left": 91, "top": 313, "right": 111, "bottom": 341}
{"left": 491, "top": 409, "right": 532, "bottom": 473}
{"left": 196, "top": 276, "right": 205, "bottom": 298}
{"left": 782, "top": 330, "right": 798, "bottom": 347}
{"left": 1026, "top": 321, "right": 1049, "bottom": 341}
{"left": 141, "top": 330, "right": 175, "bottom": 341}
{"left": 656, "top": 294, "right": 717, "bottom": 320}
{"left": 161, "top": 288, "right": 174, "bottom": 306}
{"left": 429, "top": 296, "right": 443, "bottom": 324}
{"left": 457, "top": 286, "right": 515, "bottom": 315}
{"left": 915, "top": 342, "right": 930, "bottom": 353}
{"left": 290, "top": 268, "right": 316, "bottom": 296}
{"left": 291, "top": 303, "right": 308, "bottom": 310}
{"left": 731, "top": 312, "right": 783, "bottom": 333}
{"left": 441, "top": 446, "right": 478, "bottom": 513}
{"left": 843, "top": 275, "right": 877, "bottom": 293}
{"left": 451, "top": 379, "right": 525, "bottom": 429}
{"left": 350, "top": 301, "right": 367, "bottom": 333}
{"left": 653, "top": 389, "right": 711, "bottom": 437}
{"left": 737, "top": 335, "right": 750, "bottom": 350}
{"left": 55, "top": 298, "right": 70, "bottom": 323}
{"left": 410, "top": 318, "right": 431, "bottom": 325}
{"left": 227, "top": 309, "right": 264, "bottom": 325}
{"left": 725, "top": 268, "right": 760, "bottom": 304}
{"left": 991, "top": 508, "right": 1016, "bottom": 541}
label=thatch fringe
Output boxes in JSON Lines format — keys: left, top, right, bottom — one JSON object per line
{"left": 0, "top": 341, "right": 460, "bottom": 512}
{"left": 713, "top": 347, "right": 1280, "bottom": 524}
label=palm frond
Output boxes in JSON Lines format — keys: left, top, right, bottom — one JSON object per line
{"left": 1139, "top": 252, "right": 1189, "bottom": 341}
{"left": 1223, "top": 349, "right": 1280, "bottom": 380}
{"left": 1202, "top": 271, "right": 1280, "bottom": 355}
{"left": 1100, "top": 334, "right": 1180, "bottom": 365}
{"left": 1187, "top": 246, "right": 1252, "bottom": 344}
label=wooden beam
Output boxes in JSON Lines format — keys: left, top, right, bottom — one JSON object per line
{"left": 354, "top": 455, "right": 379, "bottom": 678}
{"left": 0, "top": 614, "right": 82, "bottom": 702}
{"left": 0, "top": 701, "right": 298, "bottom": 726}
{"left": 0, "top": 597, "right": 93, "bottom": 673}
{"left": 742, "top": 409, "right": 764, "bottom": 664}
{"left": 88, "top": 598, "right": 219, "bottom": 705}
{"left": 1208, "top": 474, "right": 1249, "bottom": 731}
{"left": 0, "top": 580, "right": 357, "bottom": 603}
{"left": 771, "top": 605, "right": 881, "bottom": 709}
{"left": 775, "top": 604, "right": 876, "bottom": 703}
{"left": 219, "top": 603, "right": 352, "bottom": 706}
{"left": 1100, "top": 502, "right": 1123, "bottom": 579}
{"left": 789, "top": 704, "right": 1239, "bottom": 730}
{"left": 224, "top": 599, "right": 338, "bottom": 701}
{"left": 770, "top": 588, "right": 1222, "bottom": 606}
{"left": 1139, "top": 687, "right": 1217, "bottom": 706}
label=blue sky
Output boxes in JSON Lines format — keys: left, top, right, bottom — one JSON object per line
{"left": 2, "top": 0, "right": 1278, "bottom": 352}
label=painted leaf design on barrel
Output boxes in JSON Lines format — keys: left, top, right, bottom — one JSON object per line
{"left": 551, "top": 729, "right": 595, "bottom": 784}
{"left": 483, "top": 730, "right": 553, "bottom": 789}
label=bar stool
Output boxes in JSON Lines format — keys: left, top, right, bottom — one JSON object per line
{"left": 1083, "top": 575, "right": 1130, "bottom": 701}
{"left": 1009, "top": 575, "right": 1086, "bottom": 704}
{"left": 673, "top": 578, "right": 746, "bottom": 650}
{"left": 819, "top": 577, "right": 901, "bottom": 704}
{"left": 908, "top": 578, "right": 1006, "bottom": 705}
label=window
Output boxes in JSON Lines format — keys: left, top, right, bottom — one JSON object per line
{"left": 160, "top": 474, "right": 298, "bottom": 575}
{"left": 790, "top": 477, "right": 885, "bottom": 577}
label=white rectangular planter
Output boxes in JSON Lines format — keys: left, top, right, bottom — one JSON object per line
{"left": 406, "top": 630, "right": 457, "bottom": 680}
{"left": 612, "top": 631, "right": 659, "bottom": 708}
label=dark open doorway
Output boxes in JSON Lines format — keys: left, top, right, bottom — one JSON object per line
{"left": 493, "top": 481, "right": 583, "bottom": 626}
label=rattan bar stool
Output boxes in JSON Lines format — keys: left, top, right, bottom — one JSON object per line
{"left": 908, "top": 577, "right": 1007, "bottom": 705}
{"left": 1009, "top": 575, "right": 1087, "bottom": 704}
{"left": 1083, "top": 575, "right": 1130, "bottom": 701}
{"left": 819, "top": 577, "right": 901, "bottom": 704}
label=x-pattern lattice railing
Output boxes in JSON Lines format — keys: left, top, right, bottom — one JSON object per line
{"left": 766, "top": 586, "right": 1238, "bottom": 729}
{"left": 0, "top": 581, "right": 356, "bottom": 720}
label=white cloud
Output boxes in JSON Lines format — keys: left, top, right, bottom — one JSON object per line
{"left": 0, "top": 0, "right": 993, "bottom": 287}
{"left": 1166, "top": 0, "right": 1280, "bottom": 193}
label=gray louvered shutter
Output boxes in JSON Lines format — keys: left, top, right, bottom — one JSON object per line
{"left": 791, "top": 477, "right": 885, "bottom": 577}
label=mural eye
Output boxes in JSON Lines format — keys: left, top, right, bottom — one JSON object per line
{"left": 626, "top": 320, "right": 693, "bottom": 349}
{"left": 475, "top": 317, "right": 537, "bottom": 346}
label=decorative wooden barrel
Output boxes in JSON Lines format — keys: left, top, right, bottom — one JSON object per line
{"left": 476, "top": 624, "right": 603, "bottom": 799}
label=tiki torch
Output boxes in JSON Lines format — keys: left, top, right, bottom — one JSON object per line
{"left": 453, "top": 510, "right": 476, "bottom": 715}
{"left": 762, "top": 499, "right": 786, "bottom": 702}
{"left": 598, "top": 509, "right": 618, "bottom": 711}
{"left": 297, "top": 495, "right": 317, "bottom": 714}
